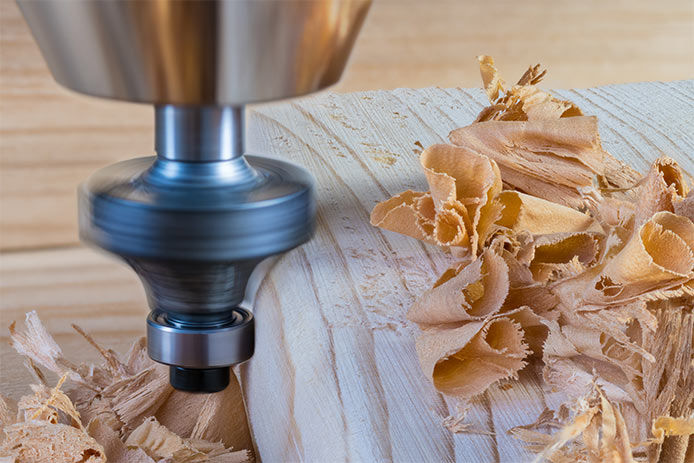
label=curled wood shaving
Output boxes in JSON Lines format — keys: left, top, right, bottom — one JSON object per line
{"left": 635, "top": 157, "right": 690, "bottom": 228}
{"left": 529, "top": 232, "right": 604, "bottom": 284}
{"left": 408, "top": 248, "right": 509, "bottom": 324}
{"left": 415, "top": 307, "right": 531, "bottom": 399}
{"left": 371, "top": 143, "right": 504, "bottom": 259}
{"left": 370, "top": 142, "right": 602, "bottom": 260}
{"left": 449, "top": 117, "right": 607, "bottom": 209}
{"left": 496, "top": 190, "right": 603, "bottom": 235}
{"left": 478, "top": 55, "right": 505, "bottom": 102}
{"left": 474, "top": 55, "right": 581, "bottom": 123}
{"left": 370, "top": 56, "right": 694, "bottom": 461}
{"left": 466, "top": 56, "right": 642, "bottom": 207}
{"left": 5, "top": 312, "right": 252, "bottom": 463}
{"left": 584, "top": 211, "right": 694, "bottom": 305}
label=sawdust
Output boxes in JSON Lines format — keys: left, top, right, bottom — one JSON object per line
{"left": 2, "top": 312, "right": 252, "bottom": 463}
{"left": 370, "top": 56, "right": 694, "bottom": 461}
{"left": 372, "top": 155, "right": 397, "bottom": 166}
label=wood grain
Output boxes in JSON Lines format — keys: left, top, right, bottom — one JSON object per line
{"left": 1, "top": 0, "right": 693, "bottom": 250}
{"left": 235, "top": 82, "right": 693, "bottom": 461}
{"left": 341, "top": 0, "right": 694, "bottom": 92}
{"left": 3, "top": 81, "right": 688, "bottom": 461}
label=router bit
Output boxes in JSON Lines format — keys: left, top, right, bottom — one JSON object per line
{"left": 18, "top": 0, "right": 371, "bottom": 392}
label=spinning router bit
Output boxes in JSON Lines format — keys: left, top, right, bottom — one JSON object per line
{"left": 18, "top": 0, "right": 371, "bottom": 392}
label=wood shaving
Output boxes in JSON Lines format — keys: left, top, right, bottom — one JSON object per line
{"left": 474, "top": 55, "right": 581, "bottom": 123}
{"left": 3, "top": 312, "right": 252, "bottom": 463}
{"left": 408, "top": 248, "right": 509, "bottom": 324}
{"left": 0, "top": 375, "right": 106, "bottom": 463}
{"left": 371, "top": 143, "right": 503, "bottom": 259}
{"left": 634, "top": 157, "right": 689, "bottom": 228}
{"left": 442, "top": 401, "right": 473, "bottom": 434}
{"left": 674, "top": 190, "right": 694, "bottom": 222}
{"left": 449, "top": 117, "right": 607, "bottom": 209}
{"left": 510, "top": 383, "right": 638, "bottom": 463}
{"left": 125, "top": 417, "right": 247, "bottom": 463}
{"left": 459, "top": 56, "right": 641, "bottom": 207}
{"left": 371, "top": 143, "right": 601, "bottom": 261}
{"left": 370, "top": 57, "right": 694, "bottom": 461}
{"left": 0, "top": 397, "right": 14, "bottom": 430}
{"left": 414, "top": 307, "right": 531, "bottom": 398}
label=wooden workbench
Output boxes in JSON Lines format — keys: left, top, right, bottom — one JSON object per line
{"left": 2, "top": 81, "right": 692, "bottom": 461}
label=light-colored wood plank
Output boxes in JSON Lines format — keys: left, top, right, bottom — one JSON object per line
{"left": 238, "top": 81, "right": 692, "bottom": 462}
{"left": 1, "top": 82, "right": 692, "bottom": 461}
{"left": 2, "top": 0, "right": 693, "bottom": 250}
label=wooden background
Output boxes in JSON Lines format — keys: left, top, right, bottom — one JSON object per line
{"left": 1, "top": 0, "right": 693, "bottom": 250}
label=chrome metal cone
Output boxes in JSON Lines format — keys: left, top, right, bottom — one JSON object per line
{"left": 18, "top": 0, "right": 371, "bottom": 105}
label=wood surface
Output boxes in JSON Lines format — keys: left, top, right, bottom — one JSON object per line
{"left": 2, "top": 0, "right": 693, "bottom": 250}
{"left": 2, "top": 81, "right": 692, "bottom": 462}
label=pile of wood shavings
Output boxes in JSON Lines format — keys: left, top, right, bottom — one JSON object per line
{"left": 370, "top": 56, "right": 694, "bottom": 462}
{"left": 1, "top": 311, "right": 252, "bottom": 463}
{"left": 509, "top": 382, "right": 694, "bottom": 462}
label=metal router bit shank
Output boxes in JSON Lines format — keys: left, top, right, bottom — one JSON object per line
{"left": 79, "top": 106, "right": 315, "bottom": 392}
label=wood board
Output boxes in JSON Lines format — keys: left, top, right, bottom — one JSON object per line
{"left": 1, "top": 81, "right": 693, "bottom": 461}
{"left": 240, "top": 81, "right": 694, "bottom": 462}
